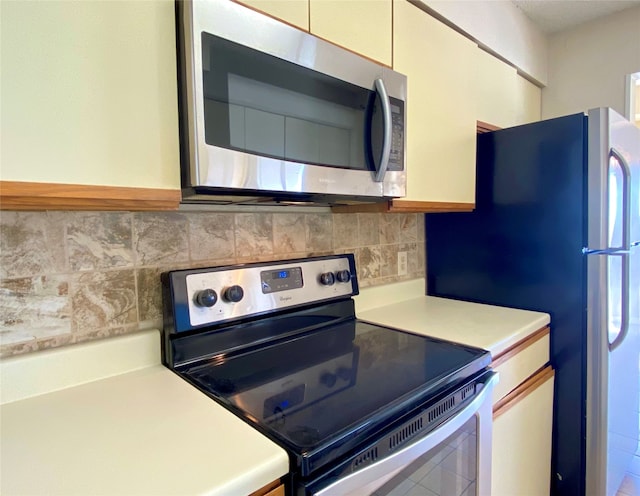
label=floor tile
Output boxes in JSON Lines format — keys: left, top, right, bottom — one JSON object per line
{"left": 384, "top": 478, "right": 414, "bottom": 496}
{"left": 460, "top": 483, "right": 477, "bottom": 496}
{"left": 405, "top": 484, "right": 438, "bottom": 496}
{"left": 420, "top": 465, "right": 470, "bottom": 496}
{"left": 440, "top": 449, "right": 476, "bottom": 481}
{"left": 407, "top": 446, "right": 454, "bottom": 483}
{"left": 618, "top": 474, "right": 640, "bottom": 496}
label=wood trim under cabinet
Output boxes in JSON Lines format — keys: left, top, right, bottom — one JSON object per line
{"left": 389, "top": 199, "right": 474, "bottom": 213}
{"left": 477, "top": 120, "right": 502, "bottom": 134}
{"left": 248, "top": 480, "right": 284, "bottom": 496}
{"left": 491, "top": 325, "right": 550, "bottom": 369}
{"left": 493, "top": 364, "right": 554, "bottom": 418}
{"left": 0, "top": 181, "right": 181, "bottom": 211}
{"left": 332, "top": 200, "right": 475, "bottom": 214}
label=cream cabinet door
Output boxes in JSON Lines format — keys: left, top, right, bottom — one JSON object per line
{"left": 393, "top": 0, "right": 476, "bottom": 205}
{"left": 475, "top": 48, "right": 518, "bottom": 129}
{"left": 309, "top": 0, "right": 392, "bottom": 66}
{"left": 475, "top": 47, "right": 541, "bottom": 129}
{"left": 236, "top": 0, "right": 309, "bottom": 31}
{"left": 0, "top": 0, "right": 180, "bottom": 191}
{"left": 514, "top": 74, "right": 542, "bottom": 125}
{"left": 492, "top": 369, "right": 554, "bottom": 496}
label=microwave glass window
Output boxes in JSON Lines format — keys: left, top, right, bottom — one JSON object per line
{"left": 201, "top": 33, "right": 387, "bottom": 171}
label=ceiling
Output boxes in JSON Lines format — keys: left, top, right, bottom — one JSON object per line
{"left": 511, "top": 0, "right": 640, "bottom": 34}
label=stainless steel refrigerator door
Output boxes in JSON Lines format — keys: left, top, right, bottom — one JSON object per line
{"left": 586, "top": 108, "right": 640, "bottom": 496}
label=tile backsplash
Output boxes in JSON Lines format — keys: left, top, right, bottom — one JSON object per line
{"left": 0, "top": 210, "right": 425, "bottom": 357}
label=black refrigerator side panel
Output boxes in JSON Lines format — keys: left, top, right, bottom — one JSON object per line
{"left": 426, "top": 113, "right": 588, "bottom": 496}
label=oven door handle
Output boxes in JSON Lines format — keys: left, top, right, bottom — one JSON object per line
{"left": 313, "top": 372, "right": 498, "bottom": 496}
{"left": 373, "top": 78, "right": 392, "bottom": 183}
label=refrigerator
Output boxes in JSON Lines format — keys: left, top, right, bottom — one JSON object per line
{"left": 425, "top": 108, "right": 639, "bottom": 496}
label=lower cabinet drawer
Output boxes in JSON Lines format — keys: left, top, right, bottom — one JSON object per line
{"left": 491, "top": 326, "right": 550, "bottom": 403}
{"left": 263, "top": 485, "right": 285, "bottom": 496}
{"left": 492, "top": 365, "right": 554, "bottom": 496}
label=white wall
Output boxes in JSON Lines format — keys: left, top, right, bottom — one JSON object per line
{"left": 419, "top": 0, "right": 548, "bottom": 85}
{"left": 542, "top": 6, "right": 640, "bottom": 119}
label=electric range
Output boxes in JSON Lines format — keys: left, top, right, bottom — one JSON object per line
{"left": 161, "top": 254, "right": 495, "bottom": 496}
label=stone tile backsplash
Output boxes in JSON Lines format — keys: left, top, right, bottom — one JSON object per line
{"left": 0, "top": 210, "right": 425, "bottom": 357}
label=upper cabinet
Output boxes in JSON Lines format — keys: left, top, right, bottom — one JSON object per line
{"left": 235, "top": 0, "right": 392, "bottom": 66}
{"left": 391, "top": 0, "right": 477, "bottom": 209}
{"left": 309, "top": 0, "right": 392, "bottom": 66}
{"left": 1, "top": 0, "right": 542, "bottom": 212}
{"left": 476, "top": 47, "right": 541, "bottom": 129}
{"left": 235, "top": 0, "right": 310, "bottom": 31}
{"left": 475, "top": 48, "right": 518, "bottom": 129}
{"left": 1, "top": 0, "right": 181, "bottom": 210}
{"left": 514, "top": 74, "right": 542, "bottom": 126}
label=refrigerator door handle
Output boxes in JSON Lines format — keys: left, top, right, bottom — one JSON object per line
{"left": 584, "top": 148, "right": 632, "bottom": 256}
{"left": 608, "top": 251, "right": 630, "bottom": 352}
{"left": 609, "top": 148, "right": 631, "bottom": 251}
{"left": 606, "top": 148, "right": 631, "bottom": 352}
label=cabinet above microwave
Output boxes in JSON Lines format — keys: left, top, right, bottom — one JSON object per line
{"left": 177, "top": 0, "right": 407, "bottom": 206}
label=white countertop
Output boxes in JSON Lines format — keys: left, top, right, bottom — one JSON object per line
{"left": 1, "top": 280, "right": 550, "bottom": 495}
{"left": 0, "top": 331, "right": 289, "bottom": 496}
{"left": 356, "top": 282, "right": 550, "bottom": 357}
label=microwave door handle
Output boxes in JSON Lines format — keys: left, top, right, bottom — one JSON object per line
{"left": 373, "top": 78, "right": 392, "bottom": 182}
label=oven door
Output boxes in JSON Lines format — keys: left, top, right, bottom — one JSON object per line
{"left": 303, "top": 371, "right": 497, "bottom": 496}
{"left": 179, "top": 0, "right": 406, "bottom": 200}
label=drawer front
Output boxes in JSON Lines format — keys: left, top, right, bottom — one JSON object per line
{"left": 491, "top": 327, "right": 550, "bottom": 404}
{"left": 250, "top": 482, "right": 285, "bottom": 496}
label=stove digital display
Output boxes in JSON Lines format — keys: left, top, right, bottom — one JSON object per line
{"left": 261, "top": 267, "right": 303, "bottom": 294}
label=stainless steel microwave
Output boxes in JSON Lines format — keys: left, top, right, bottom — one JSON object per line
{"left": 176, "top": 0, "right": 407, "bottom": 205}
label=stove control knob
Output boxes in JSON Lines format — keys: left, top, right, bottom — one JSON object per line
{"left": 223, "top": 285, "right": 244, "bottom": 303}
{"left": 335, "top": 270, "right": 351, "bottom": 283}
{"left": 320, "top": 372, "right": 337, "bottom": 388}
{"left": 319, "top": 272, "right": 335, "bottom": 286}
{"left": 194, "top": 288, "right": 218, "bottom": 308}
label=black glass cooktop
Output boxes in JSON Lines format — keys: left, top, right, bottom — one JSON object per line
{"left": 177, "top": 317, "right": 490, "bottom": 476}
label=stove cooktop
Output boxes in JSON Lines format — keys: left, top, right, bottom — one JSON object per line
{"left": 176, "top": 317, "right": 490, "bottom": 475}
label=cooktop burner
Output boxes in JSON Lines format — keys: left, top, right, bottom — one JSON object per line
{"left": 287, "top": 426, "right": 322, "bottom": 446}
{"left": 161, "top": 254, "right": 491, "bottom": 478}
